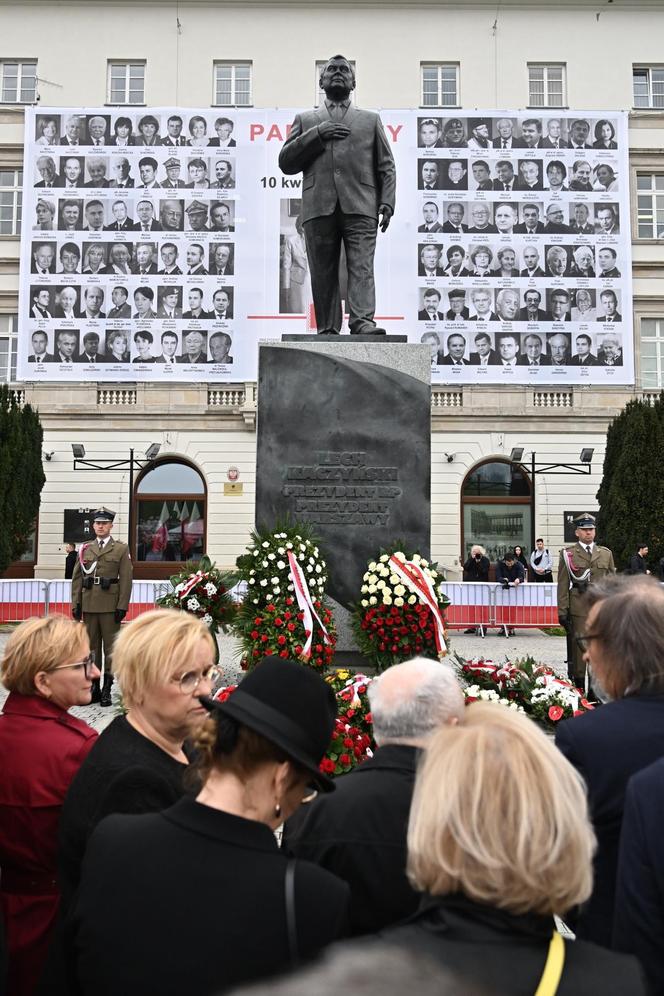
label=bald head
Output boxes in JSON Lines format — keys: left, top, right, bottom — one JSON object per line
{"left": 368, "top": 657, "right": 464, "bottom": 746}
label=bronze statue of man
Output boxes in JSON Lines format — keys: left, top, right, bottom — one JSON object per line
{"left": 279, "top": 55, "right": 396, "bottom": 335}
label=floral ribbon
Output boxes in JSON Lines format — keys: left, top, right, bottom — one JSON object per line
{"left": 388, "top": 555, "right": 447, "bottom": 659}
{"left": 287, "top": 551, "right": 331, "bottom": 661}
{"left": 179, "top": 570, "right": 205, "bottom": 600}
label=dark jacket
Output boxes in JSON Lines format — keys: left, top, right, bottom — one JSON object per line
{"left": 495, "top": 559, "right": 525, "bottom": 584}
{"left": 627, "top": 553, "right": 648, "bottom": 575}
{"left": 555, "top": 694, "right": 664, "bottom": 946}
{"left": 284, "top": 745, "right": 420, "bottom": 935}
{"left": 64, "top": 550, "right": 77, "bottom": 578}
{"left": 367, "top": 894, "right": 645, "bottom": 995}
{"left": 614, "top": 757, "right": 664, "bottom": 995}
{"left": 57, "top": 715, "right": 192, "bottom": 909}
{"left": 463, "top": 555, "right": 490, "bottom": 582}
{"left": 68, "top": 797, "right": 349, "bottom": 996}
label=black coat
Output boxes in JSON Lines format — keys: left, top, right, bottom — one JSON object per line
{"left": 463, "top": 555, "right": 490, "bottom": 582}
{"left": 614, "top": 756, "right": 664, "bottom": 995}
{"left": 627, "top": 553, "right": 648, "bottom": 575}
{"left": 555, "top": 694, "right": 664, "bottom": 946}
{"left": 283, "top": 745, "right": 420, "bottom": 935}
{"left": 57, "top": 715, "right": 192, "bottom": 908}
{"left": 68, "top": 797, "right": 349, "bottom": 996}
{"left": 364, "top": 894, "right": 645, "bottom": 995}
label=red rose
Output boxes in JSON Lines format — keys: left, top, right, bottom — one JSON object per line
{"left": 284, "top": 611, "right": 291, "bottom": 620}
{"left": 548, "top": 705, "right": 564, "bottom": 722}
{"left": 267, "top": 603, "right": 276, "bottom": 612}
{"left": 260, "top": 634, "right": 268, "bottom": 643}
{"left": 250, "top": 630, "right": 259, "bottom": 640}
{"left": 364, "top": 712, "right": 372, "bottom": 723}
{"left": 343, "top": 737, "right": 353, "bottom": 748}
{"left": 287, "top": 623, "right": 296, "bottom": 633}
{"left": 254, "top": 617, "right": 262, "bottom": 626}
{"left": 319, "top": 758, "right": 335, "bottom": 774}
{"left": 277, "top": 635, "right": 286, "bottom": 645}
{"left": 294, "top": 645, "right": 303, "bottom": 655}
{"left": 274, "top": 617, "right": 283, "bottom": 627}
{"left": 279, "top": 650, "right": 289, "bottom": 658}
{"left": 286, "top": 597, "right": 294, "bottom": 606}
{"left": 339, "top": 753, "right": 351, "bottom": 766}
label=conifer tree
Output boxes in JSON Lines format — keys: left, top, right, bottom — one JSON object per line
{"left": 0, "top": 386, "right": 45, "bottom": 574}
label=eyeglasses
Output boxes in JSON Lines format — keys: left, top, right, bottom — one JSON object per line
{"left": 50, "top": 652, "right": 97, "bottom": 678}
{"left": 171, "top": 665, "right": 221, "bottom": 695}
{"left": 575, "top": 633, "right": 601, "bottom": 653}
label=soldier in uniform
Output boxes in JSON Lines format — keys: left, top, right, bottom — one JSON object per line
{"left": 71, "top": 507, "right": 133, "bottom": 706}
{"left": 557, "top": 512, "right": 615, "bottom": 690}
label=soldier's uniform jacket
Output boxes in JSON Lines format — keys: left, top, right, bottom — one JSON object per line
{"left": 71, "top": 538, "right": 133, "bottom": 612}
{"left": 557, "top": 542, "right": 616, "bottom": 617}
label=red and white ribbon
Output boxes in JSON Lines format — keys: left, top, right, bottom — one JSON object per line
{"left": 179, "top": 570, "right": 205, "bottom": 600}
{"left": 388, "top": 555, "right": 448, "bottom": 659}
{"left": 78, "top": 542, "right": 97, "bottom": 575}
{"left": 287, "top": 551, "right": 331, "bottom": 661}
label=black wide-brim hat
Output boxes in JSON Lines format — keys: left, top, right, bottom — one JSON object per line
{"left": 202, "top": 656, "right": 338, "bottom": 792}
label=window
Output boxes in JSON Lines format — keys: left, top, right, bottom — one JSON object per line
{"left": 0, "top": 170, "right": 22, "bottom": 235}
{"left": 421, "top": 64, "right": 459, "bottom": 108}
{"left": 0, "top": 315, "right": 18, "bottom": 383}
{"left": 134, "top": 459, "right": 206, "bottom": 564}
{"left": 636, "top": 174, "right": 664, "bottom": 239}
{"left": 640, "top": 318, "right": 664, "bottom": 389}
{"left": 108, "top": 61, "right": 145, "bottom": 104}
{"left": 1, "top": 61, "right": 37, "bottom": 103}
{"left": 214, "top": 62, "right": 252, "bottom": 106}
{"left": 314, "top": 60, "right": 356, "bottom": 105}
{"left": 528, "top": 64, "right": 566, "bottom": 107}
{"left": 633, "top": 67, "right": 664, "bottom": 109}
{"left": 461, "top": 460, "right": 532, "bottom": 563}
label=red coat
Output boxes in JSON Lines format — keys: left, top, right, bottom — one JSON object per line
{"left": 0, "top": 692, "right": 97, "bottom": 996}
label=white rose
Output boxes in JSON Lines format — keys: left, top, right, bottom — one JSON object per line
{"left": 260, "top": 579, "right": 268, "bottom": 587}
{"left": 412, "top": 554, "right": 421, "bottom": 564}
{"left": 369, "top": 596, "right": 377, "bottom": 605}
{"left": 361, "top": 599, "right": 369, "bottom": 608}
{"left": 393, "top": 551, "right": 405, "bottom": 560}
{"left": 383, "top": 595, "right": 392, "bottom": 606}
{"left": 380, "top": 566, "right": 390, "bottom": 577}
{"left": 394, "top": 584, "right": 406, "bottom": 596}
{"left": 390, "top": 574, "right": 400, "bottom": 585}
{"left": 408, "top": 595, "right": 416, "bottom": 605}
{"left": 368, "top": 561, "right": 377, "bottom": 572}
{"left": 249, "top": 578, "right": 255, "bottom": 585}
{"left": 252, "top": 550, "right": 259, "bottom": 557}
{"left": 278, "top": 547, "right": 285, "bottom": 555}
{"left": 367, "top": 585, "right": 376, "bottom": 594}
{"left": 379, "top": 555, "right": 389, "bottom": 563}
{"left": 268, "top": 553, "right": 275, "bottom": 561}
{"left": 309, "top": 557, "right": 315, "bottom": 565}
{"left": 420, "top": 559, "right": 429, "bottom": 568}
{"left": 300, "top": 544, "right": 306, "bottom": 552}
{"left": 306, "top": 565, "right": 313, "bottom": 573}
{"left": 262, "top": 560, "right": 268, "bottom": 568}
{"left": 262, "top": 541, "right": 270, "bottom": 548}
{"left": 271, "top": 577, "right": 279, "bottom": 584}
{"left": 286, "top": 542, "right": 293, "bottom": 549}
{"left": 315, "top": 565, "right": 321, "bottom": 573}
{"left": 394, "top": 597, "right": 404, "bottom": 607}
{"left": 376, "top": 579, "right": 385, "bottom": 590}
{"left": 367, "top": 574, "right": 378, "bottom": 585}
{"left": 277, "top": 560, "right": 285, "bottom": 570}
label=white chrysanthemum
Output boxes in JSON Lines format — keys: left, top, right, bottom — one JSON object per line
{"left": 201, "top": 613, "right": 213, "bottom": 626}
{"left": 187, "top": 597, "right": 201, "bottom": 611}
{"left": 204, "top": 582, "right": 217, "bottom": 596}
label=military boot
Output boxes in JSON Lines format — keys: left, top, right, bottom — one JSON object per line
{"left": 100, "top": 673, "right": 114, "bottom": 707}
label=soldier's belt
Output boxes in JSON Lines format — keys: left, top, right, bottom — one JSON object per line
{"left": 82, "top": 577, "right": 120, "bottom": 589}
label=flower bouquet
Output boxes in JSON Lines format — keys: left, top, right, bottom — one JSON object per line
{"left": 157, "top": 555, "right": 237, "bottom": 661}
{"left": 233, "top": 524, "right": 336, "bottom": 671}
{"left": 352, "top": 548, "right": 450, "bottom": 671}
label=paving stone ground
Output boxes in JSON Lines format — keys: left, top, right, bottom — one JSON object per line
{"left": 0, "top": 627, "right": 567, "bottom": 733}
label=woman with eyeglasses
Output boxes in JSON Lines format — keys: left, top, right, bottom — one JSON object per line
{"left": 66, "top": 656, "right": 349, "bottom": 996}
{"left": 0, "top": 616, "right": 99, "bottom": 996}
{"left": 57, "top": 609, "right": 216, "bottom": 913}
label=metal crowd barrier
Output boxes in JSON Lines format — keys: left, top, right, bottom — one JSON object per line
{"left": 440, "top": 581, "right": 559, "bottom": 635}
{"left": 0, "top": 578, "right": 174, "bottom": 623}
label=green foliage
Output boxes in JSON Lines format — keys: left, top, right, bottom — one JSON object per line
{"left": 596, "top": 393, "right": 664, "bottom": 570}
{"left": 0, "top": 387, "right": 45, "bottom": 575}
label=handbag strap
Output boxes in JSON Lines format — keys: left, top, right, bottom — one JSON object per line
{"left": 285, "top": 858, "right": 299, "bottom": 968}
{"left": 534, "top": 931, "right": 565, "bottom": 996}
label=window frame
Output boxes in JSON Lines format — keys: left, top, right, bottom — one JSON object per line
{"left": 639, "top": 316, "right": 664, "bottom": 389}
{"left": 527, "top": 63, "right": 567, "bottom": 109}
{"left": 0, "top": 168, "right": 23, "bottom": 236}
{"left": 213, "top": 61, "right": 252, "bottom": 107}
{"left": 636, "top": 172, "right": 664, "bottom": 240}
{"left": 0, "top": 60, "right": 37, "bottom": 104}
{"left": 420, "top": 62, "right": 460, "bottom": 109}
{"left": 132, "top": 458, "right": 207, "bottom": 577}
{"left": 0, "top": 314, "right": 19, "bottom": 384}
{"left": 633, "top": 66, "right": 664, "bottom": 110}
{"left": 107, "top": 60, "right": 146, "bottom": 105}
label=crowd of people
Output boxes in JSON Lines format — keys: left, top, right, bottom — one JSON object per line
{"left": 1, "top": 575, "right": 664, "bottom": 994}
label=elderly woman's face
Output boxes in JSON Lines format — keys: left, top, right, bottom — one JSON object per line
{"left": 137, "top": 637, "right": 216, "bottom": 740}
{"left": 474, "top": 251, "right": 490, "bottom": 269}
{"left": 39, "top": 637, "right": 99, "bottom": 710}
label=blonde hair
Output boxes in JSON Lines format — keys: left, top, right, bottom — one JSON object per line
{"left": 1, "top": 615, "right": 89, "bottom": 694}
{"left": 114, "top": 609, "right": 215, "bottom": 707}
{"left": 407, "top": 702, "right": 595, "bottom": 915}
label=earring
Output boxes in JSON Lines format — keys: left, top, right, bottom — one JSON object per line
{"left": 274, "top": 802, "right": 281, "bottom": 819}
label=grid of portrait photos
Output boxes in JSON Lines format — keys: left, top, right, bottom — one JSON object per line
{"left": 21, "top": 109, "right": 239, "bottom": 376}
{"left": 414, "top": 112, "right": 631, "bottom": 382}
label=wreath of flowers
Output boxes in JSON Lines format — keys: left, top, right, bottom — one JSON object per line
{"left": 459, "top": 655, "right": 594, "bottom": 730}
{"left": 233, "top": 524, "right": 336, "bottom": 671}
{"left": 157, "top": 554, "right": 237, "bottom": 638}
{"left": 352, "top": 548, "right": 450, "bottom": 671}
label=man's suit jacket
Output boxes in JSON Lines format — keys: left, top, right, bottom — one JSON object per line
{"left": 418, "top": 265, "right": 445, "bottom": 277}
{"left": 570, "top": 223, "right": 594, "bottom": 236}
{"left": 31, "top": 261, "right": 55, "bottom": 275}
{"left": 440, "top": 355, "right": 469, "bottom": 366}
{"left": 157, "top": 307, "right": 183, "bottom": 320}
{"left": 158, "top": 266, "right": 183, "bottom": 276}
{"left": 104, "top": 219, "right": 133, "bottom": 232}
{"left": 514, "top": 222, "right": 546, "bottom": 234}
{"left": 469, "top": 349, "right": 499, "bottom": 364}
{"left": 176, "top": 352, "right": 207, "bottom": 364}
{"left": 470, "top": 312, "right": 499, "bottom": 322}
{"left": 55, "top": 177, "right": 83, "bottom": 188}
{"left": 556, "top": 695, "right": 664, "bottom": 947}
{"left": 614, "top": 756, "right": 664, "bottom": 995}
{"left": 518, "top": 308, "right": 549, "bottom": 322}
{"left": 208, "top": 137, "right": 236, "bottom": 147}
{"left": 160, "top": 135, "right": 188, "bottom": 147}
{"left": 518, "top": 354, "right": 550, "bottom": 366}
{"left": 600, "top": 267, "right": 621, "bottom": 278}
{"left": 35, "top": 176, "right": 60, "bottom": 188}
{"left": 544, "top": 222, "right": 571, "bottom": 234}
{"left": 520, "top": 267, "right": 545, "bottom": 278}
{"left": 417, "top": 222, "right": 443, "bottom": 233}
{"left": 182, "top": 309, "right": 211, "bottom": 320}
{"left": 131, "top": 262, "right": 158, "bottom": 276}
{"left": 492, "top": 179, "right": 515, "bottom": 191}
{"left": 53, "top": 306, "right": 81, "bottom": 319}
{"left": 569, "top": 353, "right": 597, "bottom": 366}
{"left": 187, "top": 265, "right": 208, "bottom": 276}
{"left": 284, "top": 745, "right": 420, "bottom": 935}
{"left": 132, "top": 220, "right": 163, "bottom": 233}
{"left": 467, "top": 225, "right": 497, "bottom": 234}
{"left": 418, "top": 309, "right": 444, "bottom": 322}
{"left": 597, "top": 313, "right": 623, "bottom": 323}
{"left": 540, "top": 137, "right": 569, "bottom": 149}
{"left": 441, "top": 222, "right": 467, "bottom": 234}
{"left": 279, "top": 104, "right": 396, "bottom": 223}
{"left": 28, "top": 353, "right": 56, "bottom": 363}
{"left": 76, "top": 352, "right": 101, "bottom": 364}
{"left": 109, "top": 179, "right": 135, "bottom": 188}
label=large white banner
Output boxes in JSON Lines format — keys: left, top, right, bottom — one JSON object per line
{"left": 18, "top": 108, "right": 632, "bottom": 384}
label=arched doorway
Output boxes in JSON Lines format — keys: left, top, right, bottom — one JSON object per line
{"left": 461, "top": 459, "right": 532, "bottom": 568}
{"left": 132, "top": 459, "right": 207, "bottom": 579}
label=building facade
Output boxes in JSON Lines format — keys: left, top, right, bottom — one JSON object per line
{"left": 1, "top": 0, "right": 663, "bottom": 580}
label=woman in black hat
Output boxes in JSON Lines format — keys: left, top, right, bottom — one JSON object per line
{"left": 65, "top": 657, "right": 349, "bottom": 996}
